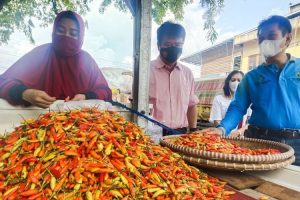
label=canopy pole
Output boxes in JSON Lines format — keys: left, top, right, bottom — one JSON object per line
{"left": 132, "top": 0, "right": 152, "bottom": 128}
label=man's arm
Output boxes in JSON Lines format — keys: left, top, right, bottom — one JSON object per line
{"left": 187, "top": 74, "right": 199, "bottom": 131}
{"left": 187, "top": 105, "right": 198, "bottom": 129}
{"left": 219, "top": 76, "right": 251, "bottom": 135}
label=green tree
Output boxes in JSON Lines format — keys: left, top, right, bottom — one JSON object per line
{"left": 0, "top": 0, "right": 224, "bottom": 45}
{"left": 100, "top": 0, "right": 224, "bottom": 43}
{"left": 0, "top": 0, "right": 92, "bottom": 44}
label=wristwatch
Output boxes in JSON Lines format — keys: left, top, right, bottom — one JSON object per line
{"left": 190, "top": 127, "right": 198, "bottom": 132}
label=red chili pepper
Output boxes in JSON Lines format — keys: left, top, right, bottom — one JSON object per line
{"left": 28, "top": 192, "right": 43, "bottom": 200}
{"left": 64, "top": 150, "right": 80, "bottom": 157}
{"left": 110, "top": 159, "right": 124, "bottom": 171}
{"left": 99, "top": 173, "right": 105, "bottom": 182}
{"left": 87, "top": 136, "right": 98, "bottom": 153}
{"left": 21, "top": 189, "right": 39, "bottom": 196}
{"left": 50, "top": 168, "right": 61, "bottom": 179}
{"left": 0, "top": 182, "right": 5, "bottom": 191}
{"left": 50, "top": 127, "right": 57, "bottom": 141}
{"left": 88, "top": 130, "right": 98, "bottom": 139}
{"left": 44, "top": 174, "right": 51, "bottom": 182}
{"left": 29, "top": 174, "right": 39, "bottom": 184}
{"left": 79, "top": 124, "right": 90, "bottom": 131}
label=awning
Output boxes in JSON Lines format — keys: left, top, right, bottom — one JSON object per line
{"left": 195, "top": 78, "right": 224, "bottom": 105}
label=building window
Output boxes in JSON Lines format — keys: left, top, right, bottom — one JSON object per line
{"left": 248, "top": 55, "right": 258, "bottom": 70}
{"left": 233, "top": 56, "right": 241, "bottom": 70}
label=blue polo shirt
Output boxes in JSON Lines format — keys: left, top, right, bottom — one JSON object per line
{"left": 220, "top": 56, "right": 300, "bottom": 135}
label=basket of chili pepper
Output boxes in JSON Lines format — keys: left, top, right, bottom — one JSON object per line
{"left": 160, "top": 132, "right": 295, "bottom": 165}
{"left": 182, "top": 155, "right": 295, "bottom": 171}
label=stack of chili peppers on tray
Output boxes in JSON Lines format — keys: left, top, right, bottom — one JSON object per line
{"left": 0, "top": 109, "right": 234, "bottom": 199}
{"left": 167, "top": 132, "right": 280, "bottom": 155}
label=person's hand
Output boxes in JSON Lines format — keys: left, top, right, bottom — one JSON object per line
{"left": 229, "top": 124, "right": 248, "bottom": 138}
{"left": 201, "top": 127, "right": 224, "bottom": 136}
{"left": 64, "top": 96, "right": 70, "bottom": 102}
{"left": 71, "top": 94, "right": 86, "bottom": 101}
{"left": 22, "top": 89, "right": 56, "bottom": 108}
{"left": 229, "top": 130, "right": 243, "bottom": 138}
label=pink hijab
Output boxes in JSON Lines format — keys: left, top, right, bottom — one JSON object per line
{"left": 0, "top": 11, "right": 112, "bottom": 105}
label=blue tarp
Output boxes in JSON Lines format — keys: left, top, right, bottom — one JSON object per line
{"left": 124, "top": 0, "right": 137, "bottom": 16}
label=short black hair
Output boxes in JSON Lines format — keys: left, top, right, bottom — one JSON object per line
{"left": 157, "top": 21, "right": 186, "bottom": 44}
{"left": 223, "top": 70, "right": 244, "bottom": 97}
{"left": 258, "top": 15, "right": 292, "bottom": 36}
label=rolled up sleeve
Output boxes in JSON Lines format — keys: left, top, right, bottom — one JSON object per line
{"left": 220, "top": 76, "right": 251, "bottom": 135}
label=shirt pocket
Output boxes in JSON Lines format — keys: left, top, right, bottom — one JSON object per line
{"left": 286, "top": 74, "right": 300, "bottom": 88}
{"left": 255, "top": 76, "right": 274, "bottom": 105}
{"left": 285, "top": 75, "right": 300, "bottom": 102}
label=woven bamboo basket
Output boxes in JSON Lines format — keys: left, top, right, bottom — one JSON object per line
{"left": 182, "top": 155, "right": 296, "bottom": 171}
{"left": 160, "top": 135, "right": 295, "bottom": 164}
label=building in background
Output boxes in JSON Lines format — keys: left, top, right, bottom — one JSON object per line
{"left": 183, "top": 3, "right": 300, "bottom": 79}
{"left": 182, "top": 3, "right": 300, "bottom": 122}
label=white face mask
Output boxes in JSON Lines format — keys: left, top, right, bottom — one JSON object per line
{"left": 229, "top": 80, "right": 239, "bottom": 92}
{"left": 259, "top": 38, "right": 285, "bottom": 58}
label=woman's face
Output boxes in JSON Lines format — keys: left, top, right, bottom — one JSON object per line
{"left": 55, "top": 18, "right": 79, "bottom": 40}
{"left": 229, "top": 72, "right": 243, "bottom": 93}
{"left": 230, "top": 73, "right": 243, "bottom": 83}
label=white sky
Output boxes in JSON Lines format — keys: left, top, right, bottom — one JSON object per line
{"left": 0, "top": 0, "right": 298, "bottom": 78}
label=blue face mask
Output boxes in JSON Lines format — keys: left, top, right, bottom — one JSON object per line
{"left": 160, "top": 46, "right": 183, "bottom": 64}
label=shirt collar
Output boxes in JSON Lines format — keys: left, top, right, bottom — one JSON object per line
{"left": 263, "top": 53, "right": 295, "bottom": 65}
{"left": 263, "top": 53, "right": 295, "bottom": 69}
{"left": 154, "top": 56, "right": 182, "bottom": 70}
{"left": 289, "top": 53, "right": 296, "bottom": 62}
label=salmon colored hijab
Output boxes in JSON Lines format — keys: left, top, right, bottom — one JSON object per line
{"left": 0, "top": 11, "right": 111, "bottom": 105}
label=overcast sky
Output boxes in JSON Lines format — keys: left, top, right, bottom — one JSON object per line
{"left": 0, "top": 0, "right": 298, "bottom": 76}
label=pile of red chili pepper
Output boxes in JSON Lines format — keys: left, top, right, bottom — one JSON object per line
{"left": 167, "top": 132, "right": 280, "bottom": 155}
{"left": 0, "top": 109, "right": 234, "bottom": 200}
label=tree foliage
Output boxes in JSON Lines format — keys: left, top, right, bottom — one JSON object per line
{"left": 100, "top": 0, "right": 224, "bottom": 43}
{"left": 0, "top": 0, "right": 224, "bottom": 45}
{"left": 0, "top": 0, "right": 92, "bottom": 45}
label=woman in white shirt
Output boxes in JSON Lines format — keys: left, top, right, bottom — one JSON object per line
{"left": 210, "top": 70, "right": 250, "bottom": 135}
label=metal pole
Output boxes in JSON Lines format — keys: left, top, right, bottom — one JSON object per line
{"left": 132, "top": 0, "right": 152, "bottom": 128}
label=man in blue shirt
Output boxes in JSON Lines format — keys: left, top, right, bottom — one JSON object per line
{"left": 214, "top": 15, "right": 300, "bottom": 166}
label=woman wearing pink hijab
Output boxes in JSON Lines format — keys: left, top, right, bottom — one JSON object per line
{"left": 0, "top": 11, "right": 112, "bottom": 108}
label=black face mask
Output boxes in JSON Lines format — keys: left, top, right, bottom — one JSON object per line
{"left": 160, "top": 46, "right": 183, "bottom": 64}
